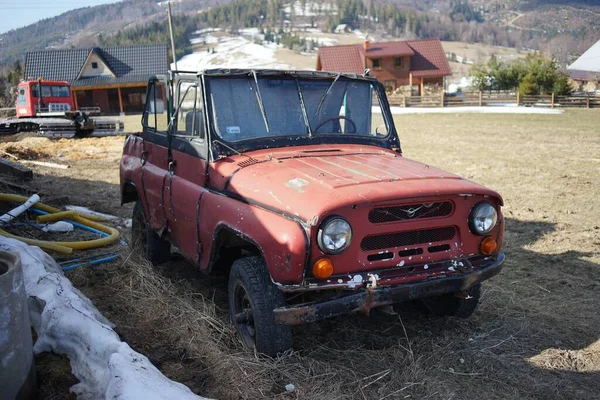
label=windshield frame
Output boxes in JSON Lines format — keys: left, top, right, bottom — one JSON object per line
{"left": 202, "top": 70, "right": 400, "bottom": 158}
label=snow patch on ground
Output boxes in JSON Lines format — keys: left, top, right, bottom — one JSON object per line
{"left": 303, "top": 36, "right": 338, "bottom": 46}
{"left": 283, "top": 1, "right": 336, "bottom": 16}
{"left": 190, "top": 34, "right": 219, "bottom": 45}
{"left": 177, "top": 35, "right": 292, "bottom": 71}
{"left": 376, "top": 106, "right": 565, "bottom": 115}
{"left": 0, "top": 237, "right": 209, "bottom": 400}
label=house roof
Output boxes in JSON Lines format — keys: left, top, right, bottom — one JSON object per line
{"left": 360, "top": 41, "right": 415, "bottom": 58}
{"left": 317, "top": 38, "right": 451, "bottom": 78}
{"left": 317, "top": 44, "right": 365, "bottom": 74}
{"left": 24, "top": 44, "right": 168, "bottom": 87}
{"left": 568, "top": 39, "right": 600, "bottom": 75}
{"left": 405, "top": 39, "right": 452, "bottom": 78}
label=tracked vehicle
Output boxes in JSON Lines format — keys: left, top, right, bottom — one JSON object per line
{"left": 0, "top": 78, "right": 123, "bottom": 137}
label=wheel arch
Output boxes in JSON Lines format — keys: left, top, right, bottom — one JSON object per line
{"left": 207, "top": 224, "right": 267, "bottom": 277}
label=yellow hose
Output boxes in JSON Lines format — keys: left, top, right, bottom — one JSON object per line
{"left": 0, "top": 194, "right": 120, "bottom": 254}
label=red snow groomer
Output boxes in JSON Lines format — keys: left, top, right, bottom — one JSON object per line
{"left": 0, "top": 78, "right": 123, "bottom": 138}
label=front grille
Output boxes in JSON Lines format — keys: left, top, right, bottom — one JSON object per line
{"left": 360, "top": 227, "right": 456, "bottom": 251}
{"left": 369, "top": 201, "right": 453, "bottom": 223}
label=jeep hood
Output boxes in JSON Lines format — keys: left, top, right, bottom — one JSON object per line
{"left": 217, "top": 150, "right": 502, "bottom": 222}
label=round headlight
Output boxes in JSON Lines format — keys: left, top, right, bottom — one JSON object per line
{"left": 317, "top": 217, "right": 352, "bottom": 254}
{"left": 469, "top": 202, "right": 498, "bottom": 235}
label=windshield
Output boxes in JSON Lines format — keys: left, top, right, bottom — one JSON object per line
{"left": 31, "top": 85, "right": 70, "bottom": 98}
{"left": 208, "top": 76, "right": 389, "bottom": 142}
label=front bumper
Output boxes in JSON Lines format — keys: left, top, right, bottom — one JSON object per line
{"left": 273, "top": 253, "right": 504, "bottom": 325}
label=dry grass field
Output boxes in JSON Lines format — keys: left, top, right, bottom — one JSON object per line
{"left": 2, "top": 110, "right": 599, "bottom": 399}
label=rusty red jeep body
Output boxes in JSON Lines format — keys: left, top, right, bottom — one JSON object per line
{"left": 120, "top": 69, "right": 504, "bottom": 356}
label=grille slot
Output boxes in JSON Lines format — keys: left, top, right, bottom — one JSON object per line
{"left": 369, "top": 202, "right": 453, "bottom": 223}
{"left": 428, "top": 244, "right": 451, "bottom": 253}
{"left": 399, "top": 248, "right": 423, "bottom": 257}
{"left": 361, "top": 227, "right": 456, "bottom": 251}
{"left": 367, "top": 252, "right": 394, "bottom": 262}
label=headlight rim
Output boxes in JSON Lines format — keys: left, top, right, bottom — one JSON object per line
{"left": 317, "top": 216, "right": 353, "bottom": 255}
{"left": 469, "top": 201, "right": 498, "bottom": 236}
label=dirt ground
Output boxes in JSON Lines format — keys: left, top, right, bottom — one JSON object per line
{"left": 1, "top": 109, "right": 599, "bottom": 399}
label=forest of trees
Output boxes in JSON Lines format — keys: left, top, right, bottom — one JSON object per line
{"left": 100, "top": 15, "right": 199, "bottom": 60}
{"left": 0, "top": 61, "right": 24, "bottom": 107}
{"left": 193, "top": 0, "right": 529, "bottom": 48}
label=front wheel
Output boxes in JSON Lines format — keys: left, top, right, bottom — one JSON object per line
{"left": 228, "top": 257, "right": 292, "bottom": 357}
{"left": 415, "top": 283, "right": 481, "bottom": 318}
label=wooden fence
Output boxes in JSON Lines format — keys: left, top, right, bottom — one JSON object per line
{"left": 387, "top": 92, "right": 600, "bottom": 109}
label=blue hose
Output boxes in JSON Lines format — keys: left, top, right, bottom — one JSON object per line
{"left": 61, "top": 254, "right": 120, "bottom": 271}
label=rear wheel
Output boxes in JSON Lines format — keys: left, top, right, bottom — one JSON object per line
{"left": 228, "top": 257, "right": 292, "bottom": 356}
{"left": 415, "top": 283, "right": 481, "bottom": 318}
{"left": 131, "top": 200, "right": 170, "bottom": 263}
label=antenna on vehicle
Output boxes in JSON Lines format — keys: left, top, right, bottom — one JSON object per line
{"left": 167, "top": 1, "right": 178, "bottom": 71}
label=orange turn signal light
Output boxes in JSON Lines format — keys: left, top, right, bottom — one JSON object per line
{"left": 480, "top": 236, "right": 497, "bottom": 256}
{"left": 312, "top": 257, "right": 334, "bottom": 279}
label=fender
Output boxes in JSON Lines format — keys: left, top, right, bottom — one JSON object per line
{"left": 198, "top": 190, "right": 309, "bottom": 284}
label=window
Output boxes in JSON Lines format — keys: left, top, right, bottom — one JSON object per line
{"left": 143, "top": 81, "right": 168, "bottom": 133}
{"left": 91, "top": 62, "right": 98, "bottom": 69}
{"left": 175, "top": 83, "right": 204, "bottom": 138}
{"left": 41, "top": 85, "right": 51, "bottom": 98}
{"left": 394, "top": 57, "right": 402, "bottom": 68}
{"left": 51, "top": 86, "right": 71, "bottom": 98}
{"left": 17, "top": 88, "right": 26, "bottom": 106}
{"left": 372, "top": 58, "right": 382, "bottom": 69}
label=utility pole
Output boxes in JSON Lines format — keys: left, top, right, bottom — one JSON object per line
{"left": 167, "top": 1, "right": 178, "bottom": 71}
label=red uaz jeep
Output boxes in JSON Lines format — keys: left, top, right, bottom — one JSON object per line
{"left": 120, "top": 69, "right": 504, "bottom": 356}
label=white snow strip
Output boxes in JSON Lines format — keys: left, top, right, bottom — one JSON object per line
{"left": 0, "top": 237, "right": 209, "bottom": 400}
{"left": 65, "top": 205, "right": 118, "bottom": 220}
{"left": 376, "top": 106, "right": 565, "bottom": 115}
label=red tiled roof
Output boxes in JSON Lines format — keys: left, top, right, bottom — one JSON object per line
{"left": 406, "top": 39, "right": 452, "bottom": 78}
{"left": 317, "top": 44, "right": 365, "bottom": 74}
{"left": 360, "top": 41, "right": 415, "bottom": 58}
{"left": 317, "top": 38, "right": 451, "bottom": 78}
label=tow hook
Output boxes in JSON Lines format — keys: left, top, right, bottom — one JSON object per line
{"left": 367, "top": 273, "right": 378, "bottom": 289}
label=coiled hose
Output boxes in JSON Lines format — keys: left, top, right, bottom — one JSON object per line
{"left": 0, "top": 193, "right": 120, "bottom": 254}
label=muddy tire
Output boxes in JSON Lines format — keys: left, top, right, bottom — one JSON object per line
{"left": 228, "top": 257, "right": 292, "bottom": 357}
{"left": 131, "top": 200, "right": 170, "bottom": 263}
{"left": 416, "top": 283, "right": 481, "bottom": 318}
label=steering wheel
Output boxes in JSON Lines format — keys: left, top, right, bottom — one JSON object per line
{"left": 314, "top": 116, "right": 357, "bottom": 134}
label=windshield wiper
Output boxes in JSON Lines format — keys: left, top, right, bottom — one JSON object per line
{"left": 313, "top": 73, "right": 341, "bottom": 118}
{"left": 295, "top": 78, "right": 313, "bottom": 138}
{"left": 251, "top": 71, "right": 270, "bottom": 133}
{"left": 213, "top": 139, "right": 259, "bottom": 163}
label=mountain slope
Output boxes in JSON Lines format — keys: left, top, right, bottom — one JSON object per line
{"left": 1, "top": 0, "right": 598, "bottom": 68}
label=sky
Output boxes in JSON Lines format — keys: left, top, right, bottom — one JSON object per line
{"left": 0, "top": 0, "right": 121, "bottom": 34}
